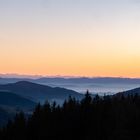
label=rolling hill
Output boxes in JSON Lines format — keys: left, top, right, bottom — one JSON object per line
{"left": 0, "top": 91, "right": 36, "bottom": 110}
{"left": 116, "top": 87, "right": 140, "bottom": 97}
{"left": 0, "top": 81, "right": 83, "bottom": 104}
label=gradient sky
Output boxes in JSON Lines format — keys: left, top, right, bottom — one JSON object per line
{"left": 0, "top": 0, "right": 140, "bottom": 77}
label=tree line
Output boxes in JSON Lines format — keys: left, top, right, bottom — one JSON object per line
{"left": 0, "top": 91, "right": 140, "bottom": 140}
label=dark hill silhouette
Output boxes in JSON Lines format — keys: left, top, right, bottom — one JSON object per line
{"left": 0, "top": 91, "right": 36, "bottom": 110}
{"left": 0, "top": 107, "right": 13, "bottom": 127}
{"left": 0, "top": 91, "right": 36, "bottom": 127}
{"left": 115, "top": 86, "right": 140, "bottom": 97}
{"left": 0, "top": 81, "right": 83, "bottom": 103}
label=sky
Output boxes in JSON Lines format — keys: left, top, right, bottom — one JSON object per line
{"left": 0, "top": 0, "right": 140, "bottom": 77}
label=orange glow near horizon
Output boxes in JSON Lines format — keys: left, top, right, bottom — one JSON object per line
{"left": 1, "top": 36, "right": 140, "bottom": 78}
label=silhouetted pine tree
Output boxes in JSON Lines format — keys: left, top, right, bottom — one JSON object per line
{"left": 1, "top": 92, "right": 140, "bottom": 140}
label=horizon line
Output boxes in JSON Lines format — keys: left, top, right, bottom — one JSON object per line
{"left": 0, "top": 73, "right": 140, "bottom": 79}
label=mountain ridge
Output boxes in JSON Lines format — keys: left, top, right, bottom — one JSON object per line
{"left": 0, "top": 81, "right": 83, "bottom": 104}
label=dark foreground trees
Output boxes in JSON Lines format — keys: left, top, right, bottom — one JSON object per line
{"left": 1, "top": 92, "right": 140, "bottom": 140}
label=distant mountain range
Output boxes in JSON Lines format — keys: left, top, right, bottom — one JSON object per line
{"left": 1, "top": 77, "right": 140, "bottom": 84}
{"left": 35, "top": 77, "right": 140, "bottom": 84}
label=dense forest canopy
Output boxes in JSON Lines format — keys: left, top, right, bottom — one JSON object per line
{"left": 0, "top": 91, "right": 140, "bottom": 140}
